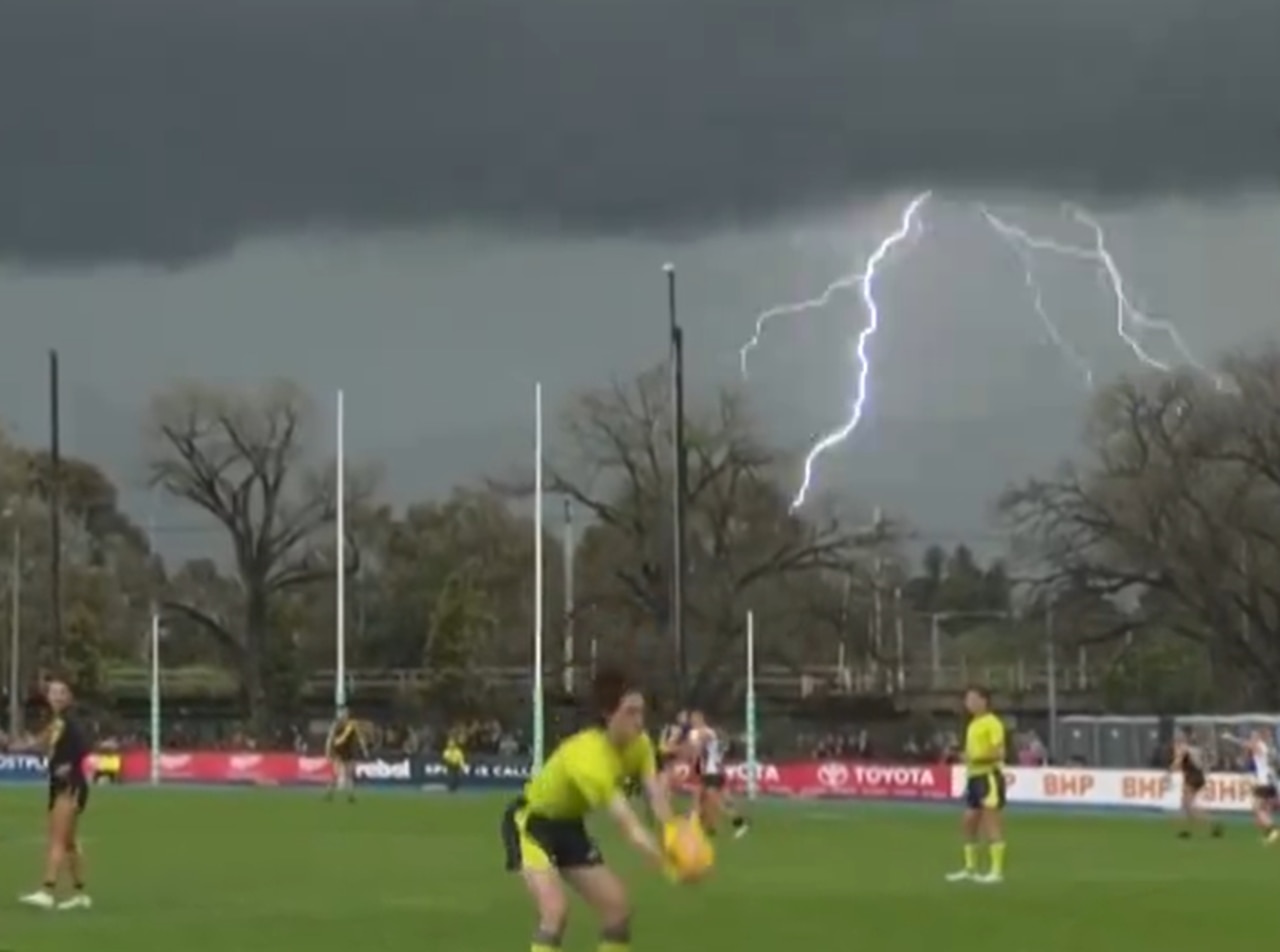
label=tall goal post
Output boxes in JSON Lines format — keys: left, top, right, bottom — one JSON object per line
{"left": 745, "top": 609, "right": 758, "bottom": 800}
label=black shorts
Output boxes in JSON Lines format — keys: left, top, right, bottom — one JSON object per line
{"left": 500, "top": 798, "right": 601, "bottom": 872}
{"left": 1183, "top": 770, "right": 1206, "bottom": 792}
{"left": 1254, "top": 784, "right": 1277, "bottom": 801}
{"left": 332, "top": 749, "right": 356, "bottom": 765}
{"left": 699, "top": 773, "right": 726, "bottom": 791}
{"left": 49, "top": 779, "right": 89, "bottom": 814}
{"left": 963, "top": 773, "right": 1006, "bottom": 811}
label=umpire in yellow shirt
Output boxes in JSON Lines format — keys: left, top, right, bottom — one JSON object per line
{"left": 442, "top": 735, "right": 466, "bottom": 793}
{"left": 499, "top": 668, "right": 678, "bottom": 952}
{"left": 946, "top": 686, "right": 1008, "bottom": 884}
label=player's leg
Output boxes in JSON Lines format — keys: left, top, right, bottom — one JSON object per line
{"left": 566, "top": 865, "right": 631, "bottom": 952}
{"left": 1255, "top": 790, "right": 1277, "bottom": 842}
{"left": 539, "top": 816, "right": 627, "bottom": 952}
{"left": 719, "top": 786, "right": 749, "bottom": 838}
{"left": 503, "top": 804, "right": 572, "bottom": 951}
{"left": 697, "top": 784, "right": 721, "bottom": 835}
{"left": 22, "top": 790, "right": 75, "bottom": 907}
{"left": 1177, "top": 783, "right": 1195, "bottom": 836}
{"left": 344, "top": 760, "right": 357, "bottom": 803}
{"left": 57, "top": 789, "right": 91, "bottom": 910}
{"left": 1179, "top": 782, "right": 1218, "bottom": 837}
{"left": 946, "top": 779, "right": 984, "bottom": 881}
{"left": 325, "top": 757, "right": 340, "bottom": 800}
{"left": 522, "top": 868, "right": 570, "bottom": 952}
{"left": 974, "top": 774, "right": 1006, "bottom": 884}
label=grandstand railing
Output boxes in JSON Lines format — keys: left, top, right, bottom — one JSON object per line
{"left": 101, "top": 658, "right": 1101, "bottom": 699}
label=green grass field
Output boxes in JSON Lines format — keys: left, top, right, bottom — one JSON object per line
{"left": 0, "top": 787, "right": 1268, "bottom": 951}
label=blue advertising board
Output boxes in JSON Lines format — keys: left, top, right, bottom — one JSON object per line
{"left": 416, "top": 755, "right": 531, "bottom": 789}
{"left": 0, "top": 753, "right": 48, "bottom": 782}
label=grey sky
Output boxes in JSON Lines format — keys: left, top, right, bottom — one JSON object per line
{"left": 3, "top": 1, "right": 1278, "bottom": 560}
{"left": 3, "top": 195, "right": 1277, "bottom": 558}
{"left": 2, "top": 0, "right": 1279, "bottom": 264}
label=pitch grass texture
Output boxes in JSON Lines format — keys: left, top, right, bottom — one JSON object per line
{"left": 0, "top": 788, "right": 1269, "bottom": 951}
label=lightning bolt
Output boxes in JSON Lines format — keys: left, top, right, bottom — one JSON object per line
{"left": 788, "top": 191, "right": 931, "bottom": 512}
{"left": 980, "top": 206, "right": 1094, "bottom": 390}
{"left": 740, "top": 272, "right": 864, "bottom": 379}
{"left": 981, "top": 204, "right": 1221, "bottom": 384}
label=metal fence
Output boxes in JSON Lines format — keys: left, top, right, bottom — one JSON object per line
{"left": 1055, "top": 713, "right": 1280, "bottom": 768}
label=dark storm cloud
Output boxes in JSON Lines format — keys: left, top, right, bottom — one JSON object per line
{"left": 2, "top": 0, "right": 1278, "bottom": 264}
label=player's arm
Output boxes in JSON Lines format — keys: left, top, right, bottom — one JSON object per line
{"left": 571, "top": 753, "right": 666, "bottom": 868}
{"left": 357, "top": 723, "right": 370, "bottom": 758}
{"left": 604, "top": 791, "right": 665, "bottom": 865}
{"left": 324, "top": 723, "right": 337, "bottom": 759}
{"left": 1219, "top": 733, "right": 1245, "bottom": 746}
{"left": 635, "top": 736, "right": 674, "bottom": 825}
{"left": 658, "top": 727, "right": 677, "bottom": 756}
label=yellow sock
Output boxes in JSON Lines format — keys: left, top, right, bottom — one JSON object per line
{"left": 532, "top": 945, "right": 557, "bottom": 952}
{"left": 989, "top": 841, "right": 1006, "bottom": 875}
{"left": 963, "top": 843, "right": 978, "bottom": 871}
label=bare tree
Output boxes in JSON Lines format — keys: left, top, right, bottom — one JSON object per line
{"left": 147, "top": 379, "right": 373, "bottom": 733}
{"left": 498, "top": 366, "right": 884, "bottom": 709}
{"left": 1002, "top": 348, "right": 1280, "bottom": 705}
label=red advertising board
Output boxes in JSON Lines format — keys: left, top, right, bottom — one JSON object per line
{"left": 121, "top": 750, "right": 950, "bottom": 800}
{"left": 675, "top": 760, "right": 950, "bottom": 800}
{"left": 119, "top": 751, "right": 333, "bottom": 785}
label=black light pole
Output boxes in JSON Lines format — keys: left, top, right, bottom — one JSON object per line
{"left": 49, "top": 350, "right": 63, "bottom": 666}
{"left": 664, "top": 263, "right": 689, "bottom": 703}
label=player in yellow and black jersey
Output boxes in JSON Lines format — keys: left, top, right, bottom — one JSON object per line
{"left": 499, "top": 669, "right": 678, "bottom": 952}
{"left": 20, "top": 678, "right": 93, "bottom": 910}
{"left": 946, "top": 687, "right": 1008, "bottom": 884}
{"left": 325, "top": 707, "right": 368, "bottom": 803}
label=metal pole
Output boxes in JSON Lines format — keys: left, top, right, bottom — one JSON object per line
{"left": 532, "top": 382, "right": 545, "bottom": 769}
{"left": 146, "top": 507, "right": 160, "bottom": 784}
{"left": 562, "top": 499, "right": 575, "bottom": 695}
{"left": 665, "top": 263, "right": 688, "bottom": 703}
{"left": 893, "top": 586, "right": 906, "bottom": 691}
{"left": 335, "top": 390, "right": 346, "bottom": 709}
{"left": 872, "top": 557, "right": 884, "bottom": 666}
{"left": 1241, "top": 538, "right": 1250, "bottom": 643}
{"left": 1046, "top": 603, "right": 1058, "bottom": 758}
{"left": 49, "top": 350, "right": 63, "bottom": 665}
{"left": 929, "top": 612, "right": 942, "bottom": 689}
{"left": 745, "top": 610, "right": 758, "bottom": 800}
{"left": 839, "top": 573, "right": 852, "bottom": 676}
{"left": 149, "top": 609, "right": 161, "bottom": 785}
{"left": 8, "top": 522, "right": 21, "bottom": 734}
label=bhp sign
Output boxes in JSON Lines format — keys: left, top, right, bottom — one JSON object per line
{"left": 1041, "top": 771, "right": 1094, "bottom": 799}
{"left": 951, "top": 765, "right": 1263, "bottom": 814}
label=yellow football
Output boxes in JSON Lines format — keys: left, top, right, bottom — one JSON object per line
{"left": 665, "top": 817, "right": 715, "bottom": 881}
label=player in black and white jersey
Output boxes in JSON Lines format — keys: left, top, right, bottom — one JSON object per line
{"left": 688, "top": 711, "right": 749, "bottom": 839}
{"left": 1222, "top": 729, "right": 1278, "bottom": 844}
{"left": 657, "top": 710, "right": 691, "bottom": 778}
